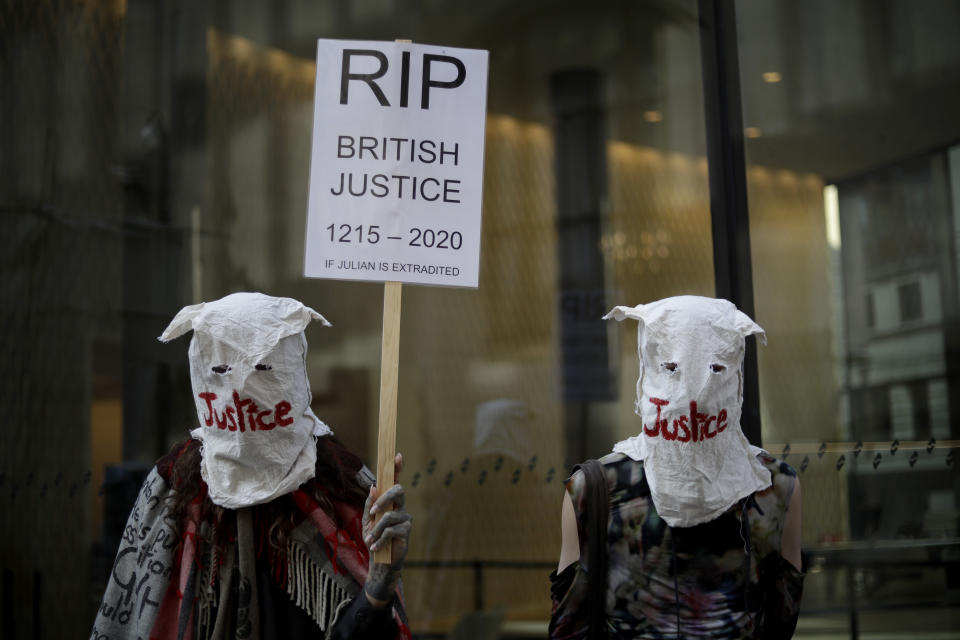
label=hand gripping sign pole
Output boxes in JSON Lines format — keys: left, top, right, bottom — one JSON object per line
{"left": 304, "top": 38, "right": 489, "bottom": 564}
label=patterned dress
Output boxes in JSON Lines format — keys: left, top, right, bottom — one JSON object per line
{"left": 549, "top": 452, "right": 803, "bottom": 639}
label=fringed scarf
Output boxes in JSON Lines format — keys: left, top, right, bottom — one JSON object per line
{"left": 148, "top": 484, "right": 409, "bottom": 640}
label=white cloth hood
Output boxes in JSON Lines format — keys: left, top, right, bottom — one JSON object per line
{"left": 604, "top": 295, "right": 771, "bottom": 527}
{"left": 159, "top": 292, "right": 333, "bottom": 508}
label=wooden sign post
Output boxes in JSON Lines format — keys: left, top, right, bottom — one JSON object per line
{"left": 303, "top": 38, "right": 489, "bottom": 565}
{"left": 374, "top": 280, "right": 401, "bottom": 563}
{"left": 371, "top": 40, "right": 412, "bottom": 564}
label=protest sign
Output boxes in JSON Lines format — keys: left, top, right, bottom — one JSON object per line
{"left": 305, "top": 39, "right": 489, "bottom": 288}
{"left": 305, "top": 39, "right": 488, "bottom": 562}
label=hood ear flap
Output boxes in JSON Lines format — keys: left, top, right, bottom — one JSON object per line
{"left": 605, "top": 305, "right": 648, "bottom": 415}
{"left": 603, "top": 304, "right": 646, "bottom": 323}
{"left": 157, "top": 302, "right": 205, "bottom": 342}
{"left": 305, "top": 307, "right": 332, "bottom": 328}
{"left": 733, "top": 310, "right": 767, "bottom": 346}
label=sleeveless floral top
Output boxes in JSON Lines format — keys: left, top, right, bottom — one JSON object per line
{"left": 549, "top": 452, "right": 803, "bottom": 639}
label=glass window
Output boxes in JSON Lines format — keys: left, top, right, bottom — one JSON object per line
{"left": 1, "top": 1, "right": 712, "bottom": 637}
{"left": 737, "top": 0, "right": 960, "bottom": 636}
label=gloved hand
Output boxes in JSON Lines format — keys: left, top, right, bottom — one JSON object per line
{"left": 362, "top": 453, "right": 413, "bottom": 605}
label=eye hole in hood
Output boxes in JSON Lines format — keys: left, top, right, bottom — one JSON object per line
{"left": 211, "top": 365, "right": 231, "bottom": 375}
{"left": 710, "top": 363, "right": 726, "bottom": 373}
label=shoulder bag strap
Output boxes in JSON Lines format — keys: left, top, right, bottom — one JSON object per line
{"left": 575, "top": 459, "right": 609, "bottom": 640}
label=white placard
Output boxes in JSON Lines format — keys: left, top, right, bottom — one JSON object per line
{"left": 304, "top": 39, "right": 489, "bottom": 288}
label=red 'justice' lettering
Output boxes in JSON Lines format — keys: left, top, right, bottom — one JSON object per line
{"left": 643, "top": 397, "right": 728, "bottom": 445}
{"left": 198, "top": 392, "right": 295, "bottom": 432}
{"left": 643, "top": 398, "right": 670, "bottom": 437}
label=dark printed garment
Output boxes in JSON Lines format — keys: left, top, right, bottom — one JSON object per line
{"left": 549, "top": 452, "right": 803, "bottom": 639}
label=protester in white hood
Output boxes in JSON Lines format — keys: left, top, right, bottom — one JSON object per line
{"left": 550, "top": 296, "right": 803, "bottom": 640}
{"left": 93, "top": 292, "right": 413, "bottom": 640}
{"left": 159, "top": 292, "right": 333, "bottom": 508}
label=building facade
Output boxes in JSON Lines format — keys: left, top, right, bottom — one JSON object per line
{"left": 2, "top": 0, "right": 959, "bottom": 637}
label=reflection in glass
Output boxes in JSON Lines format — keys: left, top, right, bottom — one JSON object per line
{"left": 3, "top": 1, "right": 718, "bottom": 637}
{"left": 738, "top": 0, "right": 960, "bottom": 635}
